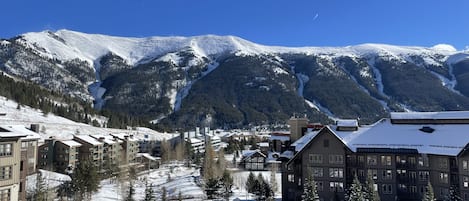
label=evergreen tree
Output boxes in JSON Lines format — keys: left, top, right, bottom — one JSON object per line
{"left": 143, "top": 179, "right": 155, "bottom": 201}
{"left": 220, "top": 170, "right": 234, "bottom": 199}
{"left": 161, "top": 187, "right": 167, "bottom": 201}
{"left": 302, "top": 174, "right": 319, "bottom": 201}
{"left": 124, "top": 181, "right": 135, "bottom": 201}
{"left": 346, "top": 175, "right": 365, "bottom": 201}
{"left": 56, "top": 180, "right": 74, "bottom": 200}
{"left": 71, "top": 160, "right": 100, "bottom": 200}
{"left": 205, "top": 178, "right": 220, "bottom": 199}
{"left": 446, "top": 185, "right": 462, "bottom": 201}
{"left": 364, "top": 172, "right": 380, "bottom": 201}
{"left": 246, "top": 172, "right": 257, "bottom": 193}
{"left": 423, "top": 181, "right": 436, "bottom": 201}
{"left": 35, "top": 171, "right": 47, "bottom": 201}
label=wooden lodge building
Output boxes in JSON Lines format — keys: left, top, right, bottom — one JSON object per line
{"left": 281, "top": 111, "right": 469, "bottom": 201}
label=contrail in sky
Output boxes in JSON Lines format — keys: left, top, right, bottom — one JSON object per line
{"left": 313, "top": 13, "right": 319, "bottom": 21}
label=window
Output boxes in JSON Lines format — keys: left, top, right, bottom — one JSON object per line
{"left": 358, "top": 169, "right": 365, "bottom": 179}
{"left": 409, "top": 157, "right": 416, "bottom": 166}
{"left": 410, "top": 186, "right": 417, "bottom": 194}
{"left": 383, "top": 169, "right": 392, "bottom": 180}
{"left": 323, "top": 139, "right": 329, "bottom": 147}
{"left": 381, "top": 155, "right": 392, "bottom": 166}
{"left": 310, "top": 154, "right": 323, "bottom": 164}
{"left": 367, "top": 155, "right": 377, "bottom": 165}
{"left": 0, "top": 143, "right": 12, "bottom": 156}
{"left": 419, "top": 171, "right": 429, "bottom": 181}
{"left": 439, "top": 158, "right": 448, "bottom": 169}
{"left": 288, "top": 174, "right": 294, "bottom": 183}
{"left": 418, "top": 155, "right": 429, "bottom": 167}
{"left": 0, "top": 189, "right": 10, "bottom": 201}
{"left": 382, "top": 184, "right": 393, "bottom": 194}
{"left": 409, "top": 171, "right": 417, "bottom": 180}
{"left": 368, "top": 169, "right": 378, "bottom": 180}
{"left": 329, "top": 155, "right": 344, "bottom": 164}
{"left": 330, "top": 182, "right": 344, "bottom": 192}
{"left": 317, "top": 181, "right": 324, "bottom": 191}
{"left": 464, "top": 176, "right": 469, "bottom": 188}
{"left": 358, "top": 155, "right": 365, "bottom": 164}
{"left": 329, "top": 168, "right": 344, "bottom": 178}
{"left": 464, "top": 160, "right": 468, "bottom": 171}
{"left": 0, "top": 166, "right": 12, "bottom": 180}
{"left": 312, "top": 167, "right": 324, "bottom": 177}
{"left": 396, "top": 155, "right": 406, "bottom": 164}
{"left": 439, "top": 172, "right": 449, "bottom": 184}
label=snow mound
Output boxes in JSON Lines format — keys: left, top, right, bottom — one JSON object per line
{"left": 431, "top": 44, "right": 457, "bottom": 52}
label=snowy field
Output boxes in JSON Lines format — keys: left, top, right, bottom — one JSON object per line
{"left": 93, "top": 163, "right": 204, "bottom": 200}
{"left": 92, "top": 162, "right": 282, "bottom": 201}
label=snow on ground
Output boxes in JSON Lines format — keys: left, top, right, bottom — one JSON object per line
{"left": 93, "top": 163, "right": 204, "bottom": 201}
{"left": 27, "top": 169, "right": 71, "bottom": 195}
{"left": 93, "top": 160, "right": 282, "bottom": 201}
{"left": 0, "top": 96, "right": 174, "bottom": 141}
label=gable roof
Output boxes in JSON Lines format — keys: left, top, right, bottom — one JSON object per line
{"left": 287, "top": 126, "right": 351, "bottom": 165}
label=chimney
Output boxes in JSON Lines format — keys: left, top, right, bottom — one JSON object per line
{"left": 288, "top": 116, "right": 309, "bottom": 142}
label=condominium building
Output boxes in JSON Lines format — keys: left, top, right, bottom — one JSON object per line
{"left": 73, "top": 135, "right": 104, "bottom": 168}
{"left": 0, "top": 126, "right": 27, "bottom": 201}
{"left": 110, "top": 134, "right": 139, "bottom": 165}
{"left": 54, "top": 140, "right": 81, "bottom": 174}
{"left": 90, "top": 134, "right": 122, "bottom": 167}
{"left": 281, "top": 111, "right": 469, "bottom": 201}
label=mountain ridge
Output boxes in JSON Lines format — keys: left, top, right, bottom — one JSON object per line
{"left": 2, "top": 29, "right": 469, "bottom": 130}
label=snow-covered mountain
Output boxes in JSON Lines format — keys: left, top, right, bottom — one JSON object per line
{"left": 2, "top": 29, "right": 469, "bottom": 129}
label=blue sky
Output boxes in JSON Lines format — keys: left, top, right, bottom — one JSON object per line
{"left": 2, "top": 0, "right": 469, "bottom": 49}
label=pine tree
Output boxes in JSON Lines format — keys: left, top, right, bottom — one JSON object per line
{"left": 124, "top": 181, "right": 135, "bottom": 201}
{"left": 423, "top": 181, "right": 435, "bottom": 201}
{"left": 446, "top": 185, "right": 462, "bottom": 201}
{"left": 346, "top": 175, "right": 365, "bottom": 201}
{"left": 246, "top": 172, "right": 256, "bottom": 193}
{"left": 71, "top": 160, "right": 100, "bottom": 200}
{"left": 143, "top": 179, "right": 156, "bottom": 201}
{"left": 161, "top": 187, "right": 167, "bottom": 201}
{"left": 364, "top": 172, "right": 380, "bottom": 201}
{"left": 302, "top": 174, "right": 319, "bottom": 201}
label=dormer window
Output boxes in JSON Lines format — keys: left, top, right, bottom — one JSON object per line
{"left": 419, "top": 126, "right": 435, "bottom": 133}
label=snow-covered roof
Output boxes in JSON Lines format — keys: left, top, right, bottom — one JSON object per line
{"left": 336, "top": 119, "right": 359, "bottom": 127}
{"left": 110, "top": 133, "right": 138, "bottom": 142}
{"left": 289, "top": 116, "right": 469, "bottom": 157}
{"left": 291, "top": 130, "right": 320, "bottom": 152}
{"left": 74, "top": 135, "right": 103, "bottom": 146}
{"left": 60, "top": 140, "right": 82, "bottom": 147}
{"left": 0, "top": 125, "right": 39, "bottom": 139}
{"left": 241, "top": 150, "right": 266, "bottom": 159}
{"left": 258, "top": 142, "right": 269, "bottom": 147}
{"left": 390, "top": 111, "right": 469, "bottom": 120}
{"left": 90, "top": 134, "right": 122, "bottom": 145}
{"left": 136, "top": 153, "right": 161, "bottom": 161}
{"left": 269, "top": 135, "right": 290, "bottom": 142}
{"left": 341, "top": 119, "right": 469, "bottom": 156}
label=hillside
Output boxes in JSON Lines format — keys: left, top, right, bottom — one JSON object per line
{"left": 2, "top": 30, "right": 469, "bottom": 129}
